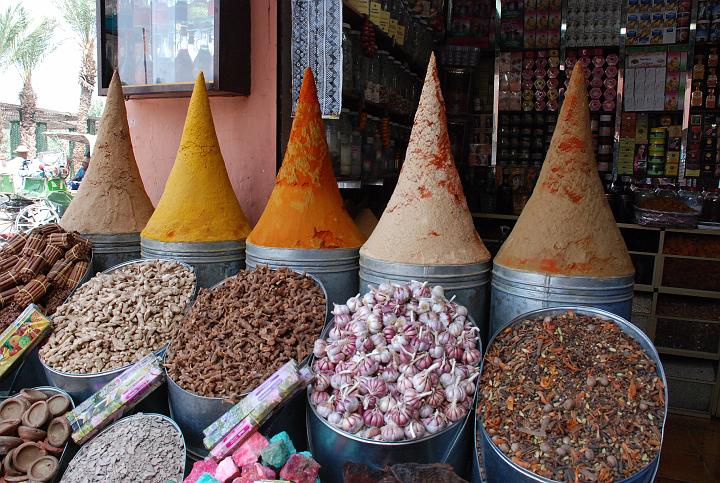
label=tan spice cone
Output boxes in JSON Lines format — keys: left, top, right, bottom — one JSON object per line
{"left": 60, "top": 71, "right": 154, "bottom": 233}
{"left": 141, "top": 73, "right": 251, "bottom": 243}
{"left": 494, "top": 62, "right": 634, "bottom": 277}
{"left": 360, "top": 54, "right": 489, "bottom": 265}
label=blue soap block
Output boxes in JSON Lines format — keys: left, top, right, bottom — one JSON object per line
{"left": 270, "top": 431, "right": 296, "bottom": 454}
{"left": 260, "top": 439, "right": 292, "bottom": 469}
{"left": 195, "top": 473, "right": 219, "bottom": 483}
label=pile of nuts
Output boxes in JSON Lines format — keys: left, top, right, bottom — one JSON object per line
{"left": 166, "top": 266, "right": 326, "bottom": 401}
{"left": 61, "top": 415, "right": 185, "bottom": 483}
{"left": 39, "top": 260, "right": 195, "bottom": 374}
{"left": 309, "top": 281, "right": 481, "bottom": 442}
{"left": 0, "top": 388, "right": 73, "bottom": 482}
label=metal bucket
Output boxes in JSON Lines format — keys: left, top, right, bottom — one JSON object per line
{"left": 83, "top": 232, "right": 141, "bottom": 275}
{"left": 40, "top": 259, "right": 197, "bottom": 403}
{"left": 359, "top": 254, "right": 491, "bottom": 339}
{"left": 165, "top": 268, "right": 330, "bottom": 459}
{"left": 477, "top": 306, "right": 668, "bottom": 483}
{"left": 489, "top": 263, "right": 634, "bottom": 338}
{"left": 64, "top": 413, "right": 186, "bottom": 481}
{"left": 141, "top": 237, "right": 245, "bottom": 288}
{"left": 246, "top": 242, "right": 359, "bottom": 308}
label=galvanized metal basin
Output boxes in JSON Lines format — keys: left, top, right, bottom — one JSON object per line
{"left": 141, "top": 237, "right": 245, "bottom": 288}
{"left": 83, "top": 232, "right": 141, "bottom": 276}
{"left": 477, "top": 306, "right": 667, "bottom": 483}
{"left": 490, "top": 263, "right": 634, "bottom": 338}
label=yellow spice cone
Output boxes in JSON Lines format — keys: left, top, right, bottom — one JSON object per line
{"left": 141, "top": 73, "right": 251, "bottom": 243}
{"left": 494, "top": 62, "right": 634, "bottom": 277}
{"left": 61, "top": 71, "right": 154, "bottom": 233}
{"left": 247, "top": 68, "right": 364, "bottom": 249}
{"left": 360, "top": 54, "right": 489, "bottom": 265}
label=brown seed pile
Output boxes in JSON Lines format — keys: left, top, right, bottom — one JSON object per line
{"left": 480, "top": 310, "right": 665, "bottom": 483}
{"left": 39, "top": 260, "right": 195, "bottom": 374}
{"left": 166, "top": 266, "right": 326, "bottom": 400}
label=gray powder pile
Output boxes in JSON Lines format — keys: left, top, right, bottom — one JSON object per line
{"left": 61, "top": 415, "right": 184, "bottom": 483}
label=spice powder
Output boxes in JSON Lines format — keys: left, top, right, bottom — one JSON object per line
{"left": 247, "top": 69, "right": 365, "bottom": 249}
{"left": 60, "top": 71, "right": 154, "bottom": 234}
{"left": 494, "top": 63, "right": 633, "bottom": 277}
{"left": 361, "top": 54, "right": 489, "bottom": 265}
{"left": 141, "top": 73, "right": 251, "bottom": 243}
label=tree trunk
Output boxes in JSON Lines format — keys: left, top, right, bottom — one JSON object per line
{"left": 71, "top": 38, "right": 96, "bottom": 174}
{"left": 18, "top": 73, "right": 37, "bottom": 159}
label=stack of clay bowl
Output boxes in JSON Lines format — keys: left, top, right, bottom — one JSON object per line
{"left": 0, "top": 387, "right": 73, "bottom": 482}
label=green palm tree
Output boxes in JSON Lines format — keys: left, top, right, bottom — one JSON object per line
{"left": 12, "top": 14, "right": 57, "bottom": 158}
{"left": 61, "top": 0, "right": 96, "bottom": 170}
{"left": 0, "top": 5, "right": 28, "bottom": 159}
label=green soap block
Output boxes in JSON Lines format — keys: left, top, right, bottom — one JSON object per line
{"left": 270, "top": 431, "right": 296, "bottom": 454}
{"left": 260, "top": 439, "right": 292, "bottom": 469}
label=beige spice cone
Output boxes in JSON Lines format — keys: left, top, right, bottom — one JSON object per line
{"left": 60, "top": 71, "right": 154, "bottom": 234}
{"left": 360, "top": 54, "right": 490, "bottom": 265}
{"left": 494, "top": 62, "right": 634, "bottom": 277}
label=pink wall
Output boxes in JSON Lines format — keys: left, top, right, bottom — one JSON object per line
{"left": 125, "top": 0, "right": 277, "bottom": 225}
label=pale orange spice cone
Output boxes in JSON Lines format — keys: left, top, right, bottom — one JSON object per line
{"left": 247, "top": 68, "right": 365, "bottom": 249}
{"left": 494, "top": 62, "right": 634, "bottom": 277}
{"left": 361, "top": 54, "right": 489, "bottom": 265}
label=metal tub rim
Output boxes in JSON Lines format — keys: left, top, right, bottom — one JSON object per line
{"left": 478, "top": 306, "right": 667, "bottom": 483}
{"left": 66, "top": 412, "right": 187, "bottom": 480}
{"left": 360, "top": 254, "right": 492, "bottom": 279}
{"left": 492, "top": 263, "right": 635, "bottom": 289}
{"left": 246, "top": 242, "right": 360, "bottom": 263}
{"left": 141, "top": 237, "right": 246, "bottom": 256}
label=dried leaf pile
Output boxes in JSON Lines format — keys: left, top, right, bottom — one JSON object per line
{"left": 480, "top": 311, "right": 665, "bottom": 482}
{"left": 166, "top": 266, "right": 326, "bottom": 401}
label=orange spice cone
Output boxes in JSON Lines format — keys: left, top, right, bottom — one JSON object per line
{"left": 61, "top": 71, "right": 154, "bottom": 234}
{"left": 247, "top": 68, "right": 365, "bottom": 249}
{"left": 360, "top": 54, "right": 489, "bottom": 265}
{"left": 141, "top": 73, "right": 251, "bottom": 243}
{"left": 494, "top": 62, "right": 634, "bottom": 277}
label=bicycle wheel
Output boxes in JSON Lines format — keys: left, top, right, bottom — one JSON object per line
{"left": 14, "top": 203, "right": 59, "bottom": 233}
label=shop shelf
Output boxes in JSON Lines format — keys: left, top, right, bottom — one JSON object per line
{"left": 661, "top": 354, "right": 717, "bottom": 383}
{"left": 657, "top": 347, "right": 720, "bottom": 361}
{"left": 665, "top": 376, "right": 716, "bottom": 414}
{"left": 661, "top": 258, "right": 720, "bottom": 293}
{"left": 656, "top": 293, "right": 720, "bottom": 322}
{"left": 630, "top": 313, "right": 654, "bottom": 338}
{"left": 632, "top": 292, "right": 653, "bottom": 315}
{"left": 620, "top": 226, "right": 661, "bottom": 253}
{"left": 658, "top": 286, "right": 720, "bottom": 300}
{"left": 631, "top": 254, "right": 655, "bottom": 286}
{"left": 655, "top": 318, "right": 720, "bottom": 355}
{"left": 663, "top": 232, "right": 720, "bottom": 258}
{"left": 634, "top": 284, "right": 654, "bottom": 292}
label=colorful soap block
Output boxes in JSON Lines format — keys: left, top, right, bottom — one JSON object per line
{"left": 269, "top": 432, "right": 296, "bottom": 454}
{"left": 279, "top": 453, "right": 321, "bottom": 483}
{"left": 195, "top": 473, "right": 219, "bottom": 483}
{"left": 231, "top": 431, "right": 269, "bottom": 467}
{"left": 238, "top": 463, "right": 276, "bottom": 483}
{"left": 215, "top": 457, "right": 240, "bottom": 483}
{"left": 184, "top": 460, "right": 219, "bottom": 483}
{"left": 260, "top": 439, "right": 292, "bottom": 469}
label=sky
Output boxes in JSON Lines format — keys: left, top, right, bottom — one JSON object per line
{"left": 0, "top": 0, "right": 97, "bottom": 114}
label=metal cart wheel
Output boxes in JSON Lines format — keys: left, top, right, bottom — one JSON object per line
{"left": 14, "top": 202, "right": 59, "bottom": 233}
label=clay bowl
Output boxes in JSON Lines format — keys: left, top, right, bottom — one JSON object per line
{"left": 20, "top": 402, "right": 50, "bottom": 429}
{"left": 0, "top": 436, "right": 23, "bottom": 457}
{"left": 12, "top": 442, "right": 47, "bottom": 472}
{"left": 17, "top": 426, "right": 46, "bottom": 442}
{"left": 0, "top": 398, "right": 30, "bottom": 422}
{"left": 0, "top": 419, "right": 21, "bottom": 436}
{"left": 18, "top": 389, "right": 48, "bottom": 404}
{"left": 3, "top": 447, "right": 21, "bottom": 475}
{"left": 27, "top": 455, "right": 59, "bottom": 482}
{"left": 45, "top": 395, "right": 70, "bottom": 417}
{"left": 46, "top": 418, "right": 70, "bottom": 448}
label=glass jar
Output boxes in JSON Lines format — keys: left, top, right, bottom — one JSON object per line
{"left": 701, "top": 189, "right": 720, "bottom": 222}
{"left": 350, "top": 30, "right": 363, "bottom": 96}
{"left": 349, "top": 111, "right": 362, "bottom": 176}
{"left": 363, "top": 116, "right": 378, "bottom": 175}
{"left": 342, "top": 23, "right": 353, "bottom": 94}
{"left": 364, "top": 53, "right": 380, "bottom": 103}
{"left": 377, "top": 50, "right": 390, "bottom": 104}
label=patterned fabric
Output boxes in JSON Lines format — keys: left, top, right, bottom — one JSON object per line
{"left": 291, "top": 0, "right": 343, "bottom": 118}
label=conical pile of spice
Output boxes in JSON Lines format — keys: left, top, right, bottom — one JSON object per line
{"left": 360, "top": 54, "right": 489, "bottom": 265}
{"left": 493, "top": 62, "right": 633, "bottom": 277}
{"left": 479, "top": 310, "right": 665, "bottom": 482}
{"left": 141, "top": 73, "right": 251, "bottom": 243}
{"left": 247, "top": 69, "right": 364, "bottom": 249}
{"left": 60, "top": 71, "right": 154, "bottom": 234}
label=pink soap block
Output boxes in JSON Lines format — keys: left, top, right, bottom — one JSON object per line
{"left": 231, "top": 431, "right": 269, "bottom": 467}
{"left": 279, "top": 453, "right": 321, "bottom": 483}
{"left": 238, "top": 463, "right": 276, "bottom": 483}
{"left": 184, "top": 459, "right": 219, "bottom": 483}
{"left": 214, "top": 457, "right": 240, "bottom": 483}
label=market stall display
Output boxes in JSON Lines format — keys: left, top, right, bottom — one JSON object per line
{"left": 0, "top": 386, "right": 74, "bottom": 483}
{"left": 59, "top": 71, "right": 155, "bottom": 275}
{"left": 477, "top": 308, "right": 666, "bottom": 483}
{"left": 246, "top": 68, "right": 365, "bottom": 306}
{"left": 359, "top": 54, "right": 491, "bottom": 336}
{"left": 490, "top": 61, "right": 635, "bottom": 336}
{"left": 140, "top": 73, "right": 252, "bottom": 288}
{"left": 165, "top": 266, "right": 326, "bottom": 457}
{"left": 38, "top": 259, "right": 195, "bottom": 401}
{"left": 0, "top": 226, "right": 92, "bottom": 332}
{"left": 307, "top": 280, "right": 480, "bottom": 481}
{"left": 61, "top": 413, "right": 185, "bottom": 483}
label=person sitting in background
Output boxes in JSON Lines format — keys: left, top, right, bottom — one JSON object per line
{"left": 69, "top": 156, "right": 89, "bottom": 190}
